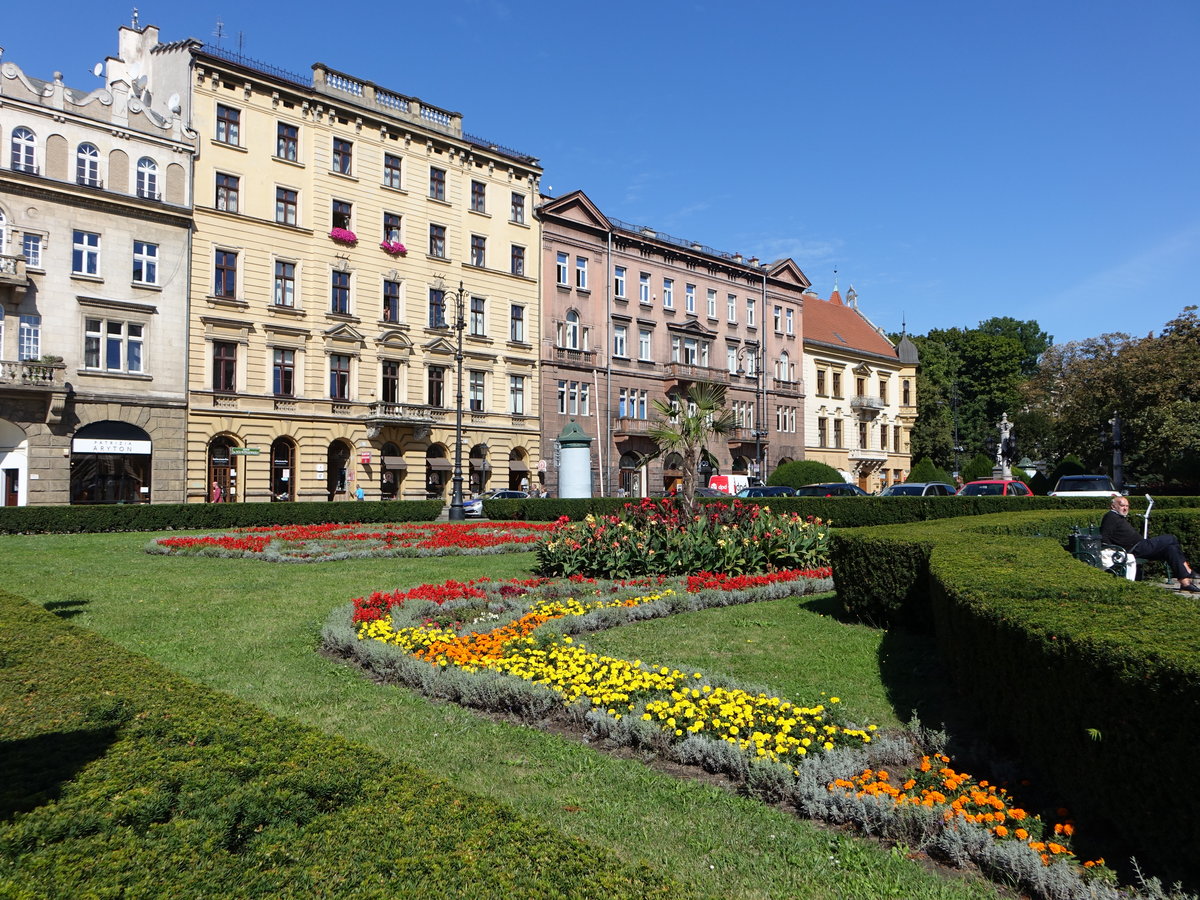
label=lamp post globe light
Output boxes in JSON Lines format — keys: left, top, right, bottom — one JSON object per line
{"left": 433, "top": 275, "right": 468, "bottom": 520}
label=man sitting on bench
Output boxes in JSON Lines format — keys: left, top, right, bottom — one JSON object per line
{"left": 1101, "top": 496, "right": 1199, "bottom": 593}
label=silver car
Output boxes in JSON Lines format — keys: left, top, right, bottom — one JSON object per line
{"left": 463, "top": 489, "right": 529, "bottom": 517}
{"left": 878, "top": 482, "right": 958, "bottom": 497}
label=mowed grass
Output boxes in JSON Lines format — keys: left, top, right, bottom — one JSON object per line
{"left": 0, "top": 531, "right": 999, "bottom": 900}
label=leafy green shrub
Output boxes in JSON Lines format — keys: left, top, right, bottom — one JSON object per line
{"left": 769, "top": 459, "right": 843, "bottom": 487}
{"left": 961, "top": 453, "right": 996, "bottom": 482}
{"left": 906, "top": 457, "right": 954, "bottom": 484}
{"left": 1047, "top": 455, "right": 1087, "bottom": 486}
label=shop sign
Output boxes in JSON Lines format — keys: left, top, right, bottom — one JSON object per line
{"left": 72, "top": 438, "right": 152, "bottom": 455}
{"left": 230, "top": 448, "right": 261, "bottom": 456}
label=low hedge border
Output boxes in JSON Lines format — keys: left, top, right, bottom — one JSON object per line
{"left": 0, "top": 590, "right": 680, "bottom": 898}
{"left": 829, "top": 509, "right": 1200, "bottom": 887}
{"left": 0, "top": 499, "right": 443, "bottom": 534}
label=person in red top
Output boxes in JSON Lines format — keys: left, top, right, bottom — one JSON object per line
{"left": 1101, "top": 496, "right": 1198, "bottom": 592}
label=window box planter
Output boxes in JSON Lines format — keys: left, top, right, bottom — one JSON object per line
{"left": 329, "top": 228, "right": 359, "bottom": 246}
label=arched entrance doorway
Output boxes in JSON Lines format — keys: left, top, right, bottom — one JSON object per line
{"left": 508, "top": 449, "right": 530, "bottom": 491}
{"left": 618, "top": 451, "right": 643, "bottom": 498}
{"left": 207, "top": 435, "right": 239, "bottom": 502}
{"left": 662, "top": 452, "right": 683, "bottom": 495}
{"left": 380, "top": 442, "right": 405, "bottom": 499}
{"left": 271, "top": 437, "right": 296, "bottom": 501}
{"left": 326, "top": 440, "right": 351, "bottom": 500}
{"left": 0, "top": 419, "right": 28, "bottom": 507}
{"left": 469, "top": 444, "right": 491, "bottom": 496}
{"left": 71, "top": 421, "right": 153, "bottom": 504}
{"left": 425, "top": 445, "right": 450, "bottom": 500}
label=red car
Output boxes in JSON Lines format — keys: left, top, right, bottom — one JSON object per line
{"left": 957, "top": 479, "right": 1032, "bottom": 497}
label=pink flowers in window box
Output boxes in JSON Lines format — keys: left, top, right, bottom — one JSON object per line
{"left": 329, "top": 227, "right": 358, "bottom": 246}
{"left": 380, "top": 240, "right": 408, "bottom": 256}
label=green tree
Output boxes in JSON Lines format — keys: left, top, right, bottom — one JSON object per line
{"left": 961, "top": 453, "right": 996, "bottom": 483}
{"left": 906, "top": 457, "right": 954, "bottom": 484}
{"left": 976, "top": 316, "right": 1053, "bottom": 376}
{"left": 769, "top": 459, "right": 842, "bottom": 488}
{"left": 644, "top": 382, "right": 738, "bottom": 516}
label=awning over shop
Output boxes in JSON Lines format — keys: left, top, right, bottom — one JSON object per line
{"left": 382, "top": 456, "right": 407, "bottom": 469}
{"left": 426, "top": 458, "right": 452, "bottom": 471}
{"left": 508, "top": 459, "right": 530, "bottom": 472}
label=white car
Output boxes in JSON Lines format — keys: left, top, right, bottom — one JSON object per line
{"left": 463, "top": 489, "right": 530, "bottom": 517}
{"left": 1047, "top": 475, "right": 1120, "bottom": 498}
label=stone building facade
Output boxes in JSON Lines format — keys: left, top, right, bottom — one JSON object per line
{"left": 0, "top": 31, "right": 193, "bottom": 505}
{"left": 538, "top": 191, "right": 810, "bottom": 497}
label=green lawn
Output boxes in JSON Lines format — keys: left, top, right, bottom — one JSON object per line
{"left": 0, "top": 531, "right": 999, "bottom": 899}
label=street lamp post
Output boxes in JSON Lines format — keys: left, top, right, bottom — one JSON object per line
{"left": 434, "top": 275, "right": 468, "bottom": 520}
{"left": 737, "top": 345, "right": 766, "bottom": 483}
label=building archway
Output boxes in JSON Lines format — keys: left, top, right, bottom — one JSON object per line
{"left": 271, "top": 436, "right": 296, "bottom": 501}
{"left": 207, "top": 434, "right": 239, "bottom": 502}
{"left": 0, "top": 419, "right": 28, "bottom": 507}
{"left": 618, "top": 451, "right": 643, "bottom": 498}
{"left": 425, "top": 445, "right": 450, "bottom": 500}
{"left": 469, "top": 444, "right": 491, "bottom": 495}
{"left": 326, "top": 440, "right": 351, "bottom": 500}
{"left": 508, "top": 448, "right": 531, "bottom": 491}
{"left": 380, "top": 442, "right": 405, "bottom": 499}
{"left": 71, "top": 420, "right": 153, "bottom": 504}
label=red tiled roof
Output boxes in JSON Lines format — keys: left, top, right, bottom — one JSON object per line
{"left": 803, "top": 294, "right": 898, "bottom": 359}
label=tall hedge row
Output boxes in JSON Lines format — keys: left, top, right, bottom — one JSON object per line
{"left": 829, "top": 509, "right": 1200, "bottom": 887}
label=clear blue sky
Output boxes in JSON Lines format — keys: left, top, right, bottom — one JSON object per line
{"left": 5, "top": 0, "right": 1198, "bottom": 346}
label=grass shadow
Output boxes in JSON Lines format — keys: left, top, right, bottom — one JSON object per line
{"left": 43, "top": 598, "right": 91, "bottom": 619}
{"left": 0, "top": 727, "right": 118, "bottom": 819}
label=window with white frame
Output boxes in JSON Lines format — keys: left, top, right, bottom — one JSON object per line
{"left": 556, "top": 380, "right": 590, "bottom": 415}
{"left": 638, "top": 328, "right": 652, "bottom": 360}
{"left": 613, "top": 324, "right": 627, "bottom": 357}
{"left": 136, "top": 157, "right": 159, "bottom": 199}
{"left": 575, "top": 256, "right": 588, "bottom": 289}
{"left": 707, "top": 288, "right": 717, "bottom": 318}
{"left": 469, "top": 295, "right": 486, "bottom": 336}
{"left": 777, "top": 351, "right": 791, "bottom": 381}
{"left": 84, "top": 318, "right": 144, "bottom": 373}
{"left": 619, "top": 387, "right": 649, "bottom": 419}
{"left": 11, "top": 127, "right": 37, "bottom": 173}
{"left": 76, "top": 143, "right": 101, "bottom": 187}
{"left": 22, "top": 234, "right": 42, "bottom": 268}
{"left": 746, "top": 298, "right": 756, "bottom": 327}
{"left": 510, "top": 304, "right": 525, "bottom": 342}
{"left": 727, "top": 346, "right": 738, "bottom": 374}
{"left": 785, "top": 308, "right": 794, "bottom": 334}
{"left": 776, "top": 405, "right": 796, "bottom": 433}
{"left": 509, "top": 375, "right": 525, "bottom": 414}
{"left": 773, "top": 305, "right": 782, "bottom": 332}
{"left": 662, "top": 278, "right": 674, "bottom": 308}
{"left": 469, "top": 370, "right": 486, "bottom": 411}
{"left": 72, "top": 230, "right": 100, "bottom": 276}
{"left": 275, "top": 261, "right": 296, "bottom": 308}
{"left": 132, "top": 241, "right": 158, "bottom": 285}
{"left": 727, "top": 293, "right": 737, "bottom": 323}
{"left": 614, "top": 266, "right": 626, "bottom": 297}
{"left": 639, "top": 273, "right": 651, "bottom": 304}
{"left": 561, "top": 310, "right": 581, "bottom": 349}
{"left": 685, "top": 284, "right": 696, "bottom": 313}
{"left": 555, "top": 252, "right": 569, "bottom": 285}
{"left": 18, "top": 314, "right": 41, "bottom": 360}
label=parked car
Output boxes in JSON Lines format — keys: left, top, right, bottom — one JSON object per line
{"left": 957, "top": 479, "right": 1032, "bottom": 497}
{"left": 1047, "top": 475, "right": 1120, "bottom": 498}
{"left": 463, "top": 489, "right": 529, "bottom": 517}
{"left": 735, "top": 485, "right": 797, "bottom": 498}
{"left": 878, "top": 481, "right": 958, "bottom": 497}
{"left": 693, "top": 486, "right": 731, "bottom": 498}
{"left": 792, "top": 483, "right": 871, "bottom": 497}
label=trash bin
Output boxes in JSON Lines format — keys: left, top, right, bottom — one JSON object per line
{"left": 1068, "top": 527, "right": 1103, "bottom": 568}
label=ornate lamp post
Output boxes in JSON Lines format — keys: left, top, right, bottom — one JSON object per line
{"left": 737, "top": 344, "right": 766, "bottom": 482}
{"left": 433, "top": 275, "right": 468, "bottom": 520}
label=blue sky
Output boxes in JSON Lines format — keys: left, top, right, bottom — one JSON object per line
{"left": 5, "top": 0, "right": 1198, "bottom": 346}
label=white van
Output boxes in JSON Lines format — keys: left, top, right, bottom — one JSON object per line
{"left": 708, "top": 474, "right": 750, "bottom": 495}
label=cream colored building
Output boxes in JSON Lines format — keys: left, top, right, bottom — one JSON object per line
{"left": 803, "top": 285, "right": 917, "bottom": 492}
{"left": 131, "top": 32, "right": 543, "bottom": 502}
{"left": 0, "top": 33, "right": 193, "bottom": 505}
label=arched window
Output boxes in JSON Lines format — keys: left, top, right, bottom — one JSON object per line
{"left": 10, "top": 127, "right": 36, "bottom": 173}
{"left": 136, "top": 157, "right": 159, "bottom": 199}
{"left": 777, "top": 351, "right": 791, "bottom": 381}
{"left": 207, "top": 435, "right": 239, "bottom": 502}
{"left": 564, "top": 310, "right": 581, "bottom": 350}
{"left": 270, "top": 436, "right": 296, "bottom": 501}
{"left": 76, "top": 143, "right": 101, "bottom": 187}
{"left": 326, "top": 440, "right": 351, "bottom": 500}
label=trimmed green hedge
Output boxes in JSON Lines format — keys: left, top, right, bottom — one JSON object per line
{"left": 0, "top": 499, "right": 443, "bottom": 534}
{"left": 0, "top": 591, "right": 679, "bottom": 898}
{"left": 829, "top": 509, "right": 1200, "bottom": 887}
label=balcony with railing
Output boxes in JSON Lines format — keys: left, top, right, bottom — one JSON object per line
{"left": 850, "top": 394, "right": 885, "bottom": 417}
{"left": 612, "top": 416, "right": 655, "bottom": 437}
{"left": 0, "top": 358, "right": 65, "bottom": 388}
{"left": 366, "top": 401, "right": 449, "bottom": 426}
{"left": 727, "top": 426, "right": 769, "bottom": 445}
{"left": 552, "top": 346, "right": 597, "bottom": 366}
{"left": 848, "top": 446, "right": 889, "bottom": 462}
{"left": 664, "top": 362, "right": 728, "bottom": 385}
{"left": 0, "top": 254, "right": 28, "bottom": 287}
{"left": 772, "top": 376, "right": 805, "bottom": 396}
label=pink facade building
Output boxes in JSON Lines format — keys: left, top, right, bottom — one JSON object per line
{"left": 537, "top": 191, "right": 810, "bottom": 497}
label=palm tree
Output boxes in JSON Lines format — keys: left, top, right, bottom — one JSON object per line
{"left": 644, "top": 382, "right": 738, "bottom": 516}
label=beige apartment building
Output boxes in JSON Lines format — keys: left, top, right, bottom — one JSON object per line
{"left": 803, "top": 285, "right": 918, "bottom": 492}
{"left": 130, "top": 31, "right": 543, "bottom": 502}
{"left": 538, "top": 191, "right": 810, "bottom": 497}
{"left": 0, "top": 35, "right": 193, "bottom": 505}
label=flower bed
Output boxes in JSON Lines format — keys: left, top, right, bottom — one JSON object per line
{"left": 325, "top": 571, "right": 1116, "bottom": 900}
{"left": 147, "top": 521, "right": 553, "bottom": 562}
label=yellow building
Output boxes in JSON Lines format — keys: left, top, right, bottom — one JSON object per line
{"left": 136, "top": 36, "right": 543, "bottom": 502}
{"left": 802, "top": 285, "right": 918, "bottom": 492}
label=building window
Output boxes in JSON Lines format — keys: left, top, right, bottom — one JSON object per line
{"left": 894, "top": 425, "right": 902, "bottom": 453}
{"left": 833, "top": 419, "right": 843, "bottom": 449}
{"left": 561, "top": 310, "right": 581, "bottom": 350}
{"left": 383, "top": 153, "right": 402, "bottom": 189}
{"left": 638, "top": 328, "right": 652, "bottom": 360}
{"left": 212, "top": 341, "right": 237, "bottom": 392}
{"left": 816, "top": 369, "right": 826, "bottom": 395}
{"left": 727, "top": 294, "right": 737, "bottom": 323}
{"left": 777, "top": 351, "right": 792, "bottom": 382}
{"left": 613, "top": 324, "right": 628, "bottom": 357}
{"left": 510, "top": 192, "right": 525, "bottom": 223}
{"left": 429, "top": 166, "right": 446, "bottom": 201}
{"left": 832, "top": 371, "right": 843, "bottom": 398}
{"left": 276, "top": 187, "right": 298, "bottom": 225}
{"left": 785, "top": 308, "right": 794, "bottom": 335}
{"left": 469, "top": 295, "right": 486, "bottom": 336}
{"left": 639, "top": 273, "right": 651, "bottom": 304}
{"left": 18, "top": 314, "right": 41, "bottom": 361}
{"left": 428, "top": 365, "right": 446, "bottom": 407}
{"left": 136, "top": 157, "right": 159, "bottom": 199}
{"left": 76, "top": 143, "right": 101, "bottom": 187}
{"left": 72, "top": 230, "right": 100, "bottom": 276}
{"left": 213, "top": 249, "right": 237, "bottom": 298}
{"left": 428, "top": 288, "right": 447, "bottom": 328}
{"left": 216, "top": 173, "right": 239, "bottom": 213}
{"left": 614, "top": 266, "right": 626, "bottom": 297}
{"left": 555, "top": 252, "right": 569, "bottom": 285}
{"left": 22, "top": 234, "right": 42, "bottom": 268}
{"left": 383, "top": 279, "right": 401, "bottom": 323}
{"left": 470, "top": 235, "right": 486, "bottom": 268}
{"left": 429, "top": 224, "right": 446, "bottom": 258}
{"left": 509, "top": 375, "right": 525, "bottom": 415}
{"left": 773, "top": 305, "right": 782, "bottom": 332}
{"left": 707, "top": 288, "right": 717, "bottom": 318}
{"left": 330, "top": 270, "right": 350, "bottom": 314}
{"left": 383, "top": 212, "right": 402, "bottom": 243}
{"left": 685, "top": 284, "right": 696, "bottom": 313}
{"left": 662, "top": 278, "right": 674, "bottom": 308}
{"left": 132, "top": 241, "right": 158, "bottom": 285}
{"left": 903, "top": 379, "right": 912, "bottom": 406}
{"left": 818, "top": 417, "right": 828, "bottom": 448}
{"left": 576, "top": 257, "right": 589, "bottom": 289}
{"left": 276, "top": 122, "right": 298, "bottom": 161}
{"left": 216, "top": 104, "right": 240, "bottom": 144}
{"left": 273, "top": 348, "right": 295, "bottom": 396}
{"left": 331, "top": 199, "right": 352, "bottom": 231}
{"left": 84, "top": 318, "right": 143, "bottom": 373}
{"left": 556, "top": 380, "right": 567, "bottom": 415}
{"left": 332, "top": 138, "right": 353, "bottom": 175}
{"left": 329, "top": 354, "right": 350, "bottom": 399}
{"left": 510, "top": 245, "right": 525, "bottom": 276}
{"left": 727, "top": 347, "right": 738, "bottom": 374}
{"left": 509, "top": 304, "right": 525, "bottom": 342}
{"left": 381, "top": 360, "right": 400, "bottom": 403}
{"left": 10, "top": 127, "right": 36, "bottom": 173}
{"left": 879, "top": 377, "right": 889, "bottom": 404}
{"left": 470, "top": 180, "right": 486, "bottom": 212}
{"left": 747, "top": 298, "right": 756, "bottom": 328}
{"left": 469, "top": 370, "right": 485, "bottom": 411}
{"left": 274, "top": 261, "right": 296, "bottom": 307}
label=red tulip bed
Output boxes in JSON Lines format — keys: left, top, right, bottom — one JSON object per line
{"left": 146, "top": 521, "right": 555, "bottom": 562}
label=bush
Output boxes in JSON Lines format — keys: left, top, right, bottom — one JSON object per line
{"left": 769, "top": 459, "right": 843, "bottom": 488}
{"left": 961, "top": 453, "right": 996, "bottom": 482}
{"left": 1047, "top": 455, "right": 1087, "bottom": 487}
{"left": 906, "top": 457, "right": 954, "bottom": 484}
